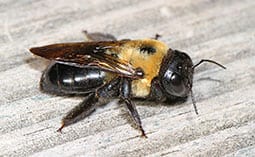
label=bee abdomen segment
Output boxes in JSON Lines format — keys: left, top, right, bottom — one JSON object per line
{"left": 40, "top": 63, "right": 107, "bottom": 95}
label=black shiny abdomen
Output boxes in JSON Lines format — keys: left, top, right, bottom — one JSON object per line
{"left": 40, "top": 62, "right": 107, "bottom": 95}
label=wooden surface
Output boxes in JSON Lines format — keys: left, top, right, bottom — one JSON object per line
{"left": 0, "top": 0, "right": 255, "bottom": 156}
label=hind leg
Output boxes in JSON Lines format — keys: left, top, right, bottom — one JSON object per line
{"left": 57, "top": 77, "right": 120, "bottom": 132}
{"left": 57, "top": 93, "right": 100, "bottom": 132}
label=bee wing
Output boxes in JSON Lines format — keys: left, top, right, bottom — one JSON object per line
{"left": 29, "top": 41, "right": 138, "bottom": 78}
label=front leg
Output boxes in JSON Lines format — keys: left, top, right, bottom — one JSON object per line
{"left": 120, "top": 78, "right": 147, "bottom": 137}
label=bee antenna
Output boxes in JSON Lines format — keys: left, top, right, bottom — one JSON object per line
{"left": 193, "top": 59, "right": 226, "bottom": 70}
{"left": 191, "top": 59, "right": 225, "bottom": 114}
{"left": 190, "top": 89, "right": 198, "bottom": 115}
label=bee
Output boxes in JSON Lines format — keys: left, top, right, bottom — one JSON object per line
{"left": 29, "top": 31, "right": 225, "bottom": 137}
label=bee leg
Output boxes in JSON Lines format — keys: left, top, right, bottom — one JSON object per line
{"left": 120, "top": 78, "right": 147, "bottom": 138}
{"left": 58, "top": 77, "right": 120, "bottom": 132}
{"left": 57, "top": 92, "right": 99, "bottom": 132}
{"left": 123, "top": 98, "right": 147, "bottom": 138}
{"left": 82, "top": 30, "right": 117, "bottom": 41}
{"left": 153, "top": 34, "right": 162, "bottom": 40}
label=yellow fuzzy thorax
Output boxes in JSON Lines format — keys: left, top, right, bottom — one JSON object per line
{"left": 117, "top": 39, "right": 169, "bottom": 97}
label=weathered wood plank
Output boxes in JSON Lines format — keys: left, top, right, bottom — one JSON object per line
{"left": 0, "top": 0, "right": 254, "bottom": 156}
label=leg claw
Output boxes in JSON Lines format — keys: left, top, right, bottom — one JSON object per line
{"left": 57, "top": 123, "right": 65, "bottom": 133}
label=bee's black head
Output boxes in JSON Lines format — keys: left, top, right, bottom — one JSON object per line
{"left": 157, "top": 49, "right": 225, "bottom": 114}
{"left": 159, "top": 49, "right": 194, "bottom": 98}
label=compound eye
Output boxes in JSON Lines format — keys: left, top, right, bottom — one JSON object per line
{"left": 170, "top": 73, "right": 182, "bottom": 87}
{"left": 162, "top": 70, "right": 187, "bottom": 97}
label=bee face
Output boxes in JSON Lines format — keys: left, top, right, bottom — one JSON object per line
{"left": 159, "top": 49, "right": 194, "bottom": 98}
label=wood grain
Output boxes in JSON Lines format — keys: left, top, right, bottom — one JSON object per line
{"left": 0, "top": 0, "right": 255, "bottom": 156}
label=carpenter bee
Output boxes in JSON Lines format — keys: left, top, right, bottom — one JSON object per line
{"left": 29, "top": 31, "right": 225, "bottom": 137}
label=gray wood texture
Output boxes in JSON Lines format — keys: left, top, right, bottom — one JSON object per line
{"left": 0, "top": 0, "right": 255, "bottom": 156}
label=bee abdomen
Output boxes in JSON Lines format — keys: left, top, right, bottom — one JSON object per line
{"left": 40, "top": 63, "right": 106, "bottom": 95}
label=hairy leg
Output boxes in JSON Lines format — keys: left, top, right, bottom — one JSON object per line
{"left": 57, "top": 77, "right": 120, "bottom": 132}
{"left": 57, "top": 93, "right": 101, "bottom": 132}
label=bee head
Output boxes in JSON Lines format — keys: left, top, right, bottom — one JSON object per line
{"left": 159, "top": 49, "right": 194, "bottom": 98}
{"left": 158, "top": 49, "right": 225, "bottom": 114}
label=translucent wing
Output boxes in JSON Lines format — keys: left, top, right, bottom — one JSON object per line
{"left": 30, "top": 41, "right": 139, "bottom": 78}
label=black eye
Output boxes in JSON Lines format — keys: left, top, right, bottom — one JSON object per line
{"left": 162, "top": 70, "right": 187, "bottom": 97}
{"left": 170, "top": 73, "right": 182, "bottom": 86}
